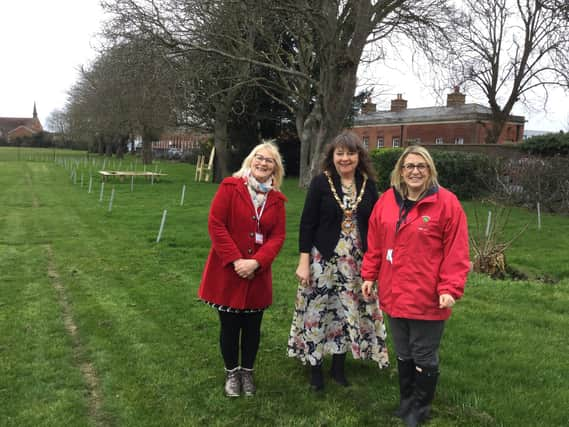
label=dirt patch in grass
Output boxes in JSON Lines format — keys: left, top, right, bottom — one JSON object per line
{"left": 46, "top": 245, "right": 107, "bottom": 426}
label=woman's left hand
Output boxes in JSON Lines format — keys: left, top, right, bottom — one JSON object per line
{"left": 234, "top": 259, "right": 260, "bottom": 279}
{"left": 439, "top": 293, "right": 455, "bottom": 309}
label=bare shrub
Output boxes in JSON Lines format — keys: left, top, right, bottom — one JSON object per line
{"left": 492, "top": 155, "right": 569, "bottom": 214}
{"left": 469, "top": 205, "right": 528, "bottom": 279}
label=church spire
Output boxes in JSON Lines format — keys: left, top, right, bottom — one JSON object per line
{"left": 33, "top": 102, "right": 38, "bottom": 119}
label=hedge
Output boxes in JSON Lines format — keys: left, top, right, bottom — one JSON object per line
{"left": 370, "top": 148, "right": 496, "bottom": 200}
{"left": 520, "top": 132, "right": 569, "bottom": 156}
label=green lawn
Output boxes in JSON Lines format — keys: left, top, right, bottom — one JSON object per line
{"left": 0, "top": 147, "right": 567, "bottom": 427}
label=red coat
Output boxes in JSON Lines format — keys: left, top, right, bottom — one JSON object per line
{"left": 198, "top": 177, "right": 287, "bottom": 310}
{"left": 361, "top": 187, "right": 470, "bottom": 320}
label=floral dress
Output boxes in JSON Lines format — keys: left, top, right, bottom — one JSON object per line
{"left": 287, "top": 213, "right": 389, "bottom": 368}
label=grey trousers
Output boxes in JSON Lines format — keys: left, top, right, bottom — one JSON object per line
{"left": 388, "top": 317, "right": 445, "bottom": 368}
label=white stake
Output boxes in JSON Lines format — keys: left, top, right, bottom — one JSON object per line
{"left": 485, "top": 210, "right": 492, "bottom": 237}
{"left": 108, "top": 187, "right": 115, "bottom": 212}
{"left": 88, "top": 176, "right": 93, "bottom": 193}
{"left": 537, "top": 202, "right": 542, "bottom": 231}
{"left": 99, "top": 182, "right": 105, "bottom": 202}
{"left": 156, "top": 210, "right": 167, "bottom": 243}
{"left": 131, "top": 175, "right": 134, "bottom": 192}
{"left": 180, "top": 184, "right": 186, "bottom": 206}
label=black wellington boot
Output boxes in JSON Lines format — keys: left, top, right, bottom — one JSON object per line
{"left": 393, "top": 358, "right": 416, "bottom": 418}
{"left": 402, "top": 365, "right": 439, "bottom": 427}
{"left": 310, "top": 364, "right": 324, "bottom": 391}
{"left": 330, "top": 353, "right": 350, "bottom": 386}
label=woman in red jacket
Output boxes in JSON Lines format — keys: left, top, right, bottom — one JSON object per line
{"left": 362, "top": 146, "right": 470, "bottom": 427}
{"left": 198, "top": 142, "right": 287, "bottom": 398}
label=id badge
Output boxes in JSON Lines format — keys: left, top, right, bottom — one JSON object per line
{"left": 255, "top": 232, "right": 264, "bottom": 245}
{"left": 386, "top": 248, "right": 393, "bottom": 264}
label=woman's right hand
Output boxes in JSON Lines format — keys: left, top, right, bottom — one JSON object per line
{"left": 362, "top": 280, "right": 375, "bottom": 301}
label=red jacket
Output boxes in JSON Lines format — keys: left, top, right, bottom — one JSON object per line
{"left": 198, "top": 177, "right": 287, "bottom": 309}
{"left": 361, "top": 186, "right": 469, "bottom": 320}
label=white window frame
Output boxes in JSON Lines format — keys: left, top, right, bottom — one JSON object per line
{"left": 392, "top": 137, "right": 400, "bottom": 148}
{"left": 363, "top": 136, "right": 369, "bottom": 149}
{"left": 376, "top": 137, "right": 384, "bottom": 148}
{"left": 435, "top": 137, "right": 444, "bottom": 145}
{"left": 454, "top": 137, "right": 464, "bottom": 145}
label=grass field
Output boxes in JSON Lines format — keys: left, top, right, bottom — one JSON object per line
{"left": 0, "top": 147, "right": 568, "bottom": 427}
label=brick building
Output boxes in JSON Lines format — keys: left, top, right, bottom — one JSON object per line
{"left": 0, "top": 103, "right": 43, "bottom": 142}
{"left": 152, "top": 127, "right": 210, "bottom": 152}
{"left": 351, "top": 88, "right": 525, "bottom": 149}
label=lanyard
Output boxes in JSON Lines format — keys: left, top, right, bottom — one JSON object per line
{"left": 396, "top": 199, "right": 415, "bottom": 233}
{"left": 254, "top": 196, "right": 267, "bottom": 231}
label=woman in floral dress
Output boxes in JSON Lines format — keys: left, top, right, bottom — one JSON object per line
{"left": 288, "top": 131, "right": 389, "bottom": 391}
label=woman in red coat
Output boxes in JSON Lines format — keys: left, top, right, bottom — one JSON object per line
{"left": 362, "top": 146, "right": 470, "bottom": 427}
{"left": 198, "top": 141, "right": 287, "bottom": 398}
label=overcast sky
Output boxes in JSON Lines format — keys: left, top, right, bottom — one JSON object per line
{"left": 1, "top": 1, "right": 567, "bottom": 132}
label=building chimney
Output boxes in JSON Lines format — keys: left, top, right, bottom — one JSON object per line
{"left": 390, "top": 94, "right": 407, "bottom": 112}
{"left": 361, "top": 97, "right": 376, "bottom": 114}
{"left": 447, "top": 86, "right": 466, "bottom": 107}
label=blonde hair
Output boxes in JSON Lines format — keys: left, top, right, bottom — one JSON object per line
{"left": 390, "top": 146, "right": 439, "bottom": 196}
{"left": 233, "top": 140, "right": 285, "bottom": 190}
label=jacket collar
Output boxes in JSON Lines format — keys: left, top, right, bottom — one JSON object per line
{"left": 394, "top": 185, "right": 439, "bottom": 207}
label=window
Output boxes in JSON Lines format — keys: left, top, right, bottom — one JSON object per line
{"left": 435, "top": 137, "right": 444, "bottom": 145}
{"left": 376, "top": 137, "right": 384, "bottom": 148}
{"left": 363, "top": 136, "right": 369, "bottom": 149}
{"left": 454, "top": 137, "right": 464, "bottom": 145}
{"left": 392, "top": 137, "right": 400, "bottom": 148}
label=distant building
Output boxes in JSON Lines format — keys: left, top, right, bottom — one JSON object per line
{"left": 523, "top": 129, "right": 553, "bottom": 139}
{"left": 0, "top": 103, "right": 43, "bottom": 142}
{"left": 152, "top": 127, "right": 211, "bottom": 152}
{"left": 351, "top": 88, "right": 525, "bottom": 149}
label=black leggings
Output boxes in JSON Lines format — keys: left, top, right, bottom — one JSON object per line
{"left": 218, "top": 310, "right": 264, "bottom": 370}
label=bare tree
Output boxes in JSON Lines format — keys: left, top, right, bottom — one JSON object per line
{"left": 101, "top": 0, "right": 451, "bottom": 184}
{"left": 102, "top": 0, "right": 268, "bottom": 177}
{"left": 65, "top": 36, "right": 178, "bottom": 162}
{"left": 446, "top": 0, "right": 569, "bottom": 143}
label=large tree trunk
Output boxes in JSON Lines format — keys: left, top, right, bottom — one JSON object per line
{"left": 486, "top": 111, "right": 509, "bottom": 144}
{"left": 105, "top": 141, "right": 113, "bottom": 157}
{"left": 296, "top": 58, "right": 362, "bottom": 187}
{"left": 97, "top": 135, "right": 105, "bottom": 155}
{"left": 142, "top": 128, "right": 154, "bottom": 165}
{"left": 294, "top": 2, "right": 370, "bottom": 187}
{"left": 115, "top": 135, "right": 128, "bottom": 159}
{"left": 297, "top": 107, "right": 345, "bottom": 188}
{"left": 213, "top": 105, "right": 231, "bottom": 181}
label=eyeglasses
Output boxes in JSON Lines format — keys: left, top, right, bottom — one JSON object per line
{"left": 253, "top": 154, "right": 275, "bottom": 165}
{"left": 402, "top": 163, "right": 428, "bottom": 172}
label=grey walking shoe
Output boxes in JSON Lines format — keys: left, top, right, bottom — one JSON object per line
{"left": 224, "top": 367, "right": 241, "bottom": 397}
{"left": 240, "top": 368, "right": 256, "bottom": 396}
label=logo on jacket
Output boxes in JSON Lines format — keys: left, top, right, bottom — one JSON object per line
{"left": 422, "top": 216, "right": 430, "bottom": 223}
